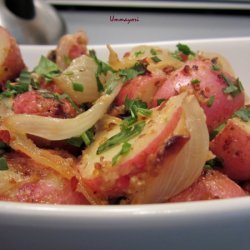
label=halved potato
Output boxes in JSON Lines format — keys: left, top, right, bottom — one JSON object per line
{"left": 78, "top": 93, "right": 209, "bottom": 204}
{"left": 210, "top": 117, "right": 250, "bottom": 181}
{"left": 0, "top": 26, "right": 25, "bottom": 86}
{"left": 169, "top": 169, "right": 246, "bottom": 202}
{"left": 153, "top": 58, "right": 245, "bottom": 132}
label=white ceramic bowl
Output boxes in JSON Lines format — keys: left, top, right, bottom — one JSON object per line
{"left": 1, "top": 38, "right": 250, "bottom": 250}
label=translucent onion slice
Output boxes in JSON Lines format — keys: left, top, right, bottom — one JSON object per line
{"left": 131, "top": 95, "right": 209, "bottom": 204}
{"left": 200, "top": 52, "right": 235, "bottom": 77}
{"left": 9, "top": 132, "right": 75, "bottom": 179}
{"left": 3, "top": 83, "right": 122, "bottom": 141}
{"left": 108, "top": 44, "right": 183, "bottom": 74}
{"left": 54, "top": 55, "right": 99, "bottom": 104}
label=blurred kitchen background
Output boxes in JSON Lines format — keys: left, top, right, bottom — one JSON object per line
{"left": 1, "top": 0, "right": 250, "bottom": 44}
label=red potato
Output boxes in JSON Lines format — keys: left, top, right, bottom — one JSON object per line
{"left": 115, "top": 74, "right": 167, "bottom": 107}
{"left": 12, "top": 90, "right": 78, "bottom": 118}
{"left": 169, "top": 169, "right": 246, "bottom": 202}
{"left": 0, "top": 26, "right": 25, "bottom": 87}
{"left": 210, "top": 117, "right": 250, "bottom": 181}
{"left": 0, "top": 152, "right": 89, "bottom": 204}
{"left": 152, "top": 58, "right": 245, "bottom": 131}
{"left": 55, "top": 31, "right": 88, "bottom": 70}
{"left": 78, "top": 93, "right": 209, "bottom": 204}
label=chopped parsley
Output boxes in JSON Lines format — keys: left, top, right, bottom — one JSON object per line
{"left": 89, "top": 49, "right": 114, "bottom": 92}
{"left": 97, "top": 121, "right": 145, "bottom": 154}
{"left": 176, "top": 43, "right": 195, "bottom": 56}
{"left": 122, "top": 98, "right": 152, "bottom": 126}
{"left": 191, "top": 79, "right": 200, "bottom": 85}
{"left": 211, "top": 63, "right": 221, "bottom": 71}
{"left": 150, "top": 48, "right": 157, "bottom": 56}
{"left": 210, "top": 123, "right": 226, "bottom": 140}
{"left": 112, "top": 142, "right": 132, "bottom": 165}
{"left": 66, "top": 136, "right": 83, "bottom": 147}
{"left": 82, "top": 129, "right": 95, "bottom": 146}
{"left": 119, "top": 64, "right": 145, "bottom": 82}
{"left": 34, "top": 56, "right": 61, "bottom": 81}
{"left": 0, "top": 157, "right": 8, "bottom": 171}
{"left": 72, "top": 82, "right": 84, "bottom": 92}
{"left": 222, "top": 74, "right": 243, "bottom": 97}
{"left": 134, "top": 50, "right": 144, "bottom": 57}
{"left": 204, "top": 157, "right": 223, "bottom": 170}
{"left": 172, "top": 43, "right": 195, "bottom": 61}
{"left": 233, "top": 108, "right": 250, "bottom": 122}
{"left": 151, "top": 56, "right": 161, "bottom": 63}
{"left": 105, "top": 73, "right": 121, "bottom": 95}
{"left": 207, "top": 95, "right": 215, "bottom": 107}
{"left": 67, "top": 128, "right": 95, "bottom": 147}
{"left": 1, "top": 70, "right": 32, "bottom": 97}
{"left": 157, "top": 98, "right": 166, "bottom": 106}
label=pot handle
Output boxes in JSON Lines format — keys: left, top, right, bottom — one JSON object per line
{"left": 4, "top": 0, "right": 35, "bottom": 19}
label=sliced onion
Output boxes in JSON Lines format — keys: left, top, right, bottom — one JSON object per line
{"left": 108, "top": 44, "right": 183, "bottom": 74}
{"left": 54, "top": 55, "right": 99, "bottom": 104}
{"left": 3, "top": 83, "right": 122, "bottom": 141}
{"left": 200, "top": 52, "right": 235, "bottom": 77}
{"left": 131, "top": 94, "right": 209, "bottom": 204}
{"left": 9, "top": 132, "right": 75, "bottom": 179}
{"left": 0, "top": 169, "right": 31, "bottom": 195}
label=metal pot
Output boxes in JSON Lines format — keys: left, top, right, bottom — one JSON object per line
{"left": 0, "top": 0, "right": 66, "bottom": 44}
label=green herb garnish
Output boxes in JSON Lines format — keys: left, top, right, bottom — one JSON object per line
{"left": 176, "top": 43, "right": 195, "bottom": 56}
{"left": 0, "top": 157, "right": 8, "bottom": 171}
{"left": 191, "top": 79, "right": 200, "bottom": 85}
{"left": 34, "top": 56, "right": 61, "bottom": 81}
{"left": 97, "top": 121, "right": 145, "bottom": 154}
{"left": 207, "top": 95, "right": 215, "bottom": 107}
{"left": 233, "top": 108, "right": 250, "bottom": 122}
{"left": 89, "top": 50, "right": 114, "bottom": 92}
{"left": 210, "top": 123, "right": 226, "bottom": 140}
{"left": 81, "top": 128, "right": 94, "bottom": 146}
{"left": 204, "top": 157, "right": 223, "bottom": 170}
{"left": 105, "top": 73, "right": 120, "bottom": 95}
{"left": 211, "top": 64, "right": 221, "bottom": 71}
{"left": 122, "top": 98, "right": 152, "bottom": 127}
{"left": 134, "top": 50, "right": 144, "bottom": 57}
{"left": 151, "top": 56, "right": 161, "bottom": 63}
{"left": 112, "top": 142, "right": 132, "bottom": 165}
{"left": 66, "top": 137, "right": 83, "bottom": 147}
{"left": 222, "top": 74, "right": 243, "bottom": 97}
{"left": 172, "top": 43, "right": 195, "bottom": 61}
{"left": 150, "top": 48, "right": 157, "bottom": 56}
{"left": 157, "top": 98, "right": 166, "bottom": 106}
{"left": 72, "top": 82, "right": 84, "bottom": 92}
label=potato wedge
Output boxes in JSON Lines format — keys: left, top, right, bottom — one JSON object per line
{"left": 153, "top": 58, "right": 245, "bottom": 131}
{"left": 0, "top": 26, "right": 25, "bottom": 86}
{"left": 210, "top": 117, "right": 250, "bottom": 181}
{"left": 169, "top": 169, "right": 246, "bottom": 202}
{"left": 78, "top": 93, "right": 209, "bottom": 204}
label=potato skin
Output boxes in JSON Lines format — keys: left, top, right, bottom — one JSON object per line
{"left": 153, "top": 58, "right": 245, "bottom": 131}
{"left": 210, "top": 118, "right": 250, "bottom": 181}
{"left": 0, "top": 152, "right": 89, "bottom": 204}
{"left": 55, "top": 31, "right": 88, "bottom": 70}
{"left": 115, "top": 74, "right": 167, "bottom": 107}
{"left": 169, "top": 169, "right": 246, "bottom": 202}
{"left": 0, "top": 26, "right": 25, "bottom": 87}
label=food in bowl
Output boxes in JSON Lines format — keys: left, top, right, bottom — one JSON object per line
{"left": 0, "top": 26, "right": 248, "bottom": 205}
